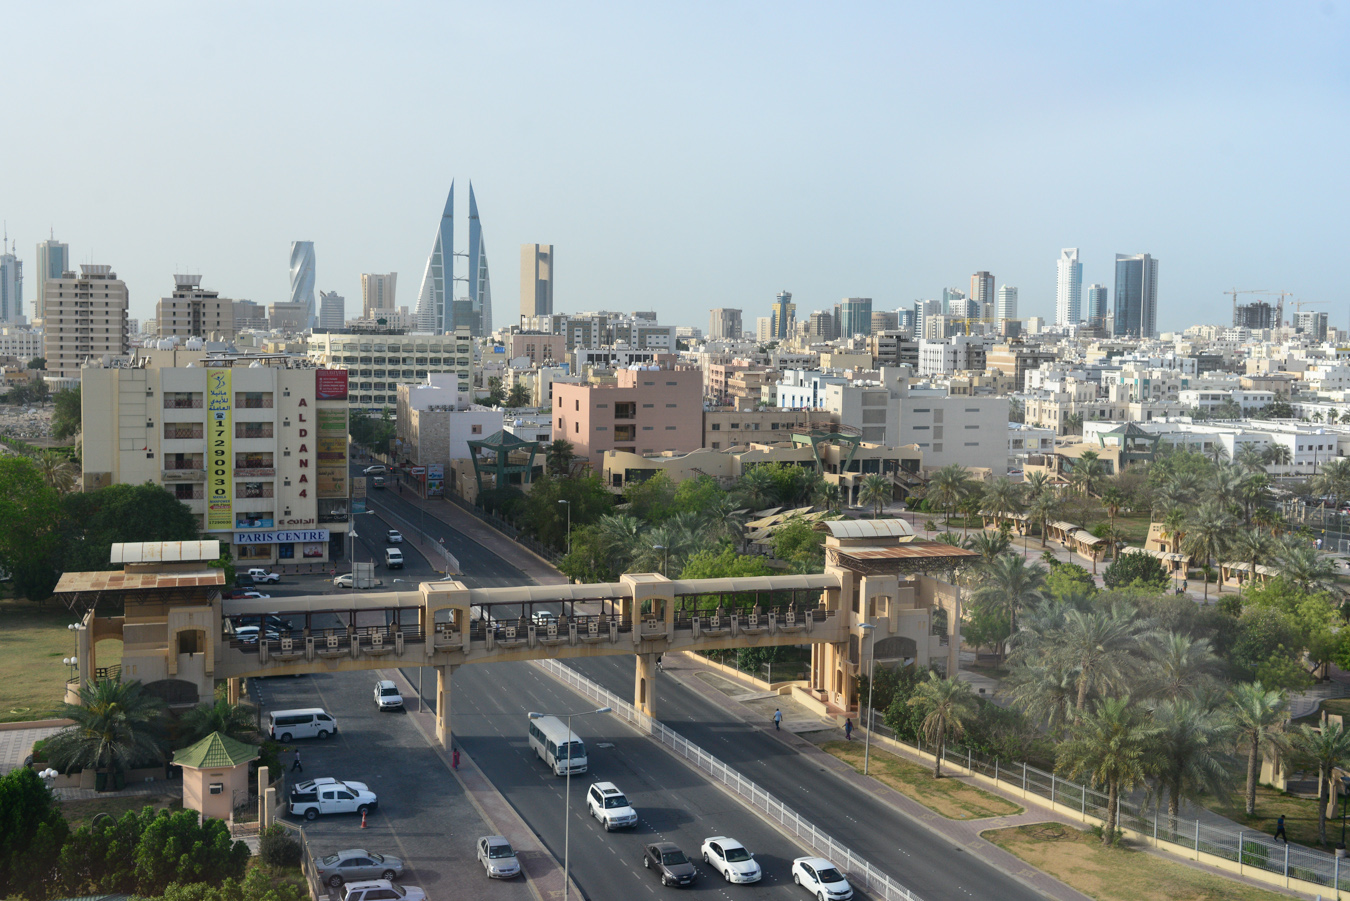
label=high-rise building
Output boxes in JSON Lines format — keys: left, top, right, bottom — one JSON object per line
{"left": 1234, "top": 301, "right": 1277, "bottom": 331}
{"left": 1113, "top": 253, "right": 1159, "bottom": 338}
{"left": 319, "top": 291, "right": 345, "bottom": 329}
{"left": 155, "top": 275, "right": 235, "bottom": 340}
{"left": 770, "top": 291, "right": 795, "bottom": 340}
{"left": 1085, "top": 284, "right": 1108, "bottom": 328}
{"left": 1054, "top": 248, "right": 1082, "bottom": 326}
{"left": 42, "top": 264, "right": 129, "bottom": 378}
{"left": 838, "top": 297, "right": 874, "bottom": 338}
{"left": 1295, "top": 310, "right": 1329, "bottom": 341}
{"left": 941, "top": 288, "right": 966, "bottom": 315}
{"left": 464, "top": 183, "right": 492, "bottom": 336}
{"left": 34, "top": 235, "right": 67, "bottom": 323}
{"left": 870, "top": 310, "right": 898, "bottom": 333}
{"left": 708, "top": 308, "right": 742, "bottom": 340}
{"left": 520, "top": 244, "right": 554, "bottom": 320}
{"left": 289, "top": 241, "right": 316, "bottom": 328}
{"left": 416, "top": 184, "right": 455, "bottom": 334}
{"left": 996, "top": 285, "right": 1018, "bottom": 322}
{"left": 807, "top": 310, "right": 837, "bottom": 340}
{"left": 970, "top": 272, "right": 994, "bottom": 318}
{"left": 755, "top": 317, "right": 772, "bottom": 343}
{"left": 914, "top": 299, "right": 942, "bottom": 337}
{"left": 360, "top": 273, "right": 398, "bottom": 320}
{"left": 0, "top": 242, "right": 21, "bottom": 326}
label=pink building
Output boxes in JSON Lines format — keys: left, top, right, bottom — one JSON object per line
{"left": 510, "top": 333, "right": 567, "bottom": 365}
{"left": 553, "top": 366, "right": 704, "bottom": 470}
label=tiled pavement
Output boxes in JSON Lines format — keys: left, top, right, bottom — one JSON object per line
{"left": 0, "top": 725, "right": 64, "bottom": 774}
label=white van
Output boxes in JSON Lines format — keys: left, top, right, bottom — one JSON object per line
{"left": 269, "top": 708, "right": 338, "bottom": 742}
{"left": 528, "top": 714, "right": 588, "bottom": 776}
{"left": 385, "top": 548, "right": 404, "bottom": 569}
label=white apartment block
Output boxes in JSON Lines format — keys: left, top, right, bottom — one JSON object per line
{"left": 918, "top": 336, "right": 987, "bottom": 376}
{"left": 1177, "top": 388, "right": 1275, "bottom": 415}
{"left": 306, "top": 328, "right": 473, "bottom": 412}
{"left": 81, "top": 357, "right": 351, "bottom": 564}
{"left": 319, "top": 291, "right": 345, "bottom": 329}
{"left": 0, "top": 327, "right": 44, "bottom": 364}
{"left": 395, "top": 375, "right": 505, "bottom": 467}
{"left": 42, "top": 265, "right": 129, "bottom": 378}
{"left": 1008, "top": 422, "right": 1057, "bottom": 468}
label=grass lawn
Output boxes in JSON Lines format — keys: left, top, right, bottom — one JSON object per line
{"left": 1200, "top": 783, "right": 1338, "bottom": 850}
{"left": 1106, "top": 513, "right": 1152, "bottom": 547}
{"left": 59, "top": 794, "right": 179, "bottom": 830}
{"left": 0, "top": 596, "right": 122, "bottom": 723}
{"left": 983, "top": 822, "right": 1293, "bottom": 901}
{"left": 820, "top": 740, "right": 1022, "bottom": 820}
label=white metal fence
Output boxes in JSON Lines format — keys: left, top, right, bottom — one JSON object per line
{"left": 538, "top": 659, "right": 925, "bottom": 901}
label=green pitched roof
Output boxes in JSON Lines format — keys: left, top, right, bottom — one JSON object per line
{"left": 173, "top": 731, "right": 259, "bottom": 769}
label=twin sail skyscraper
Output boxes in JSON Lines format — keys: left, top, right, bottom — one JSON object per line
{"left": 414, "top": 181, "right": 493, "bottom": 336}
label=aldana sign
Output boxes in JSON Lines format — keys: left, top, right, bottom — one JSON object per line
{"left": 315, "top": 369, "right": 348, "bottom": 400}
{"left": 234, "top": 530, "right": 330, "bottom": 544}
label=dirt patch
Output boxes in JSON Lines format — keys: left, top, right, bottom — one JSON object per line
{"left": 821, "top": 740, "right": 1021, "bottom": 819}
{"left": 983, "top": 822, "right": 1293, "bottom": 901}
{"left": 60, "top": 793, "right": 179, "bottom": 829}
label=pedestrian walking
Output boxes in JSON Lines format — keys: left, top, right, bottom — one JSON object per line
{"left": 291, "top": 749, "right": 303, "bottom": 773}
{"left": 452, "top": 747, "right": 460, "bottom": 770}
{"left": 773, "top": 709, "right": 783, "bottom": 731}
{"left": 844, "top": 718, "right": 853, "bottom": 741}
{"left": 656, "top": 654, "right": 663, "bottom": 673}
{"left": 1274, "top": 814, "right": 1287, "bottom": 842}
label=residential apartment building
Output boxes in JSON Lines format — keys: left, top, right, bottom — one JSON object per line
{"left": 42, "top": 265, "right": 130, "bottom": 378}
{"left": 509, "top": 332, "right": 567, "bottom": 365}
{"left": 552, "top": 365, "right": 703, "bottom": 469}
{"left": 0, "top": 327, "right": 44, "bottom": 365}
{"left": 918, "top": 336, "right": 987, "bottom": 376}
{"left": 155, "top": 275, "right": 235, "bottom": 340}
{"left": 319, "top": 291, "right": 345, "bottom": 329}
{"left": 305, "top": 327, "right": 473, "bottom": 411}
{"left": 1008, "top": 422, "right": 1057, "bottom": 469}
{"left": 1178, "top": 388, "right": 1275, "bottom": 415}
{"left": 233, "top": 300, "right": 268, "bottom": 331}
{"left": 703, "top": 408, "right": 814, "bottom": 450}
{"left": 360, "top": 272, "right": 398, "bottom": 320}
{"left": 985, "top": 343, "right": 1058, "bottom": 391}
{"left": 395, "top": 374, "right": 505, "bottom": 467}
{"left": 81, "top": 357, "right": 350, "bottom": 564}
{"left": 708, "top": 308, "right": 743, "bottom": 340}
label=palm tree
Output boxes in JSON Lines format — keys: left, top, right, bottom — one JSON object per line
{"left": 906, "top": 673, "right": 978, "bottom": 778}
{"left": 1235, "top": 471, "right": 1271, "bottom": 525}
{"left": 34, "top": 450, "right": 78, "bottom": 494}
{"left": 813, "top": 481, "right": 844, "bottom": 515}
{"left": 1290, "top": 721, "right": 1350, "bottom": 846}
{"left": 1005, "top": 657, "right": 1076, "bottom": 737}
{"left": 1143, "top": 632, "right": 1220, "bottom": 702}
{"left": 1182, "top": 501, "right": 1236, "bottom": 600}
{"left": 1229, "top": 682, "right": 1290, "bottom": 816}
{"left": 505, "top": 382, "right": 531, "bottom": 408}
{"left": 1205, "top": 442, "right": 1231, "bottom": 465}
{"left": 1312, "top": 457, "right": 1350, "bottom": 517}
{"left": 1070, "top": 451, "right": 1106, "bottom": 497}
{"left": 45, "top": 679, "right": 167, "bottom": 789}
{"left": 1262, "top": 444, "right": 1292, "bottom": 475}
{"left": 1234, "top": 444, "right": 1268, "bottom": 474}
{"left": 1161, "top": 506, "right": 1188, "bottom": 555}
{"left": 595, "top": 513, "right": 646, "bottom": 572}
{"left": 1274, "top": 542, "right": 1337, "bottom": 594}
{"left": 967, "top": 530, "right": 1011, "bottom": 566}
{"left": 1099, "top": 486, "right": 1126, "bottom": 537}
{"left": 968, "top": 555, "right": 1046, "bottom": 662}
{"left": 1057, "top": 696, "right": 1159, "bottom": 845}
{"left": 734, "top": 466, "right": 779, "bottom": 512}
{"left": 858, "top": 474, "right": 892, "bottom": 518}
{"left": 1028, "top": 490, "right": 1061, "bottom": 548}
{"left": 1063, "top": 413, "right": 1084, "bottom": 436}
{"left": 545, "top": 439, "right": 575, "bottom": 476}
{"left": 982, "top": 476, "right": 1025, "bottom": 524}
{"left": 177, "top": 698, "right": 258, "bottom": 746}
{"left": 1059, "top": 605, "right": 1143, "bottom": 712}
{"left": 1229, "top": 527, "right": 1273, "bottom": 595}
{"left": 927, "top": 464, "right": 971, "bottom": 531}
{"left": 1208, "top": 465, "right": 1244, "bottom": 512}
{"left": 1148, "top": 698, "right": 1234, "bottom": 834}
{"left": 1024, "top": 470, "right": 1051, "bottom": 501}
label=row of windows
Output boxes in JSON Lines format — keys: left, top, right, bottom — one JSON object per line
{"left": 334, "top": 356, "right": 470, "bottom": 366}
{"left": 324, "top": 343, "right": 470, "bottom": 354}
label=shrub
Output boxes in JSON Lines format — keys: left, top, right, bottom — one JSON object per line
{"left": 258, "top": 825, "right": 302, "bottom": 869}
{"left": 1101, "top": 552, "right": 1170, "bottom": 590}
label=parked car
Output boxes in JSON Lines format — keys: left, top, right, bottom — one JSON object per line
{"left": 289, "top": 777, "right": 378, "bottom": 821}
{"left": 230, "top": 589, "right": 271, "bottom": 600}
{"left": 791, "top": 857, "right": 853, "bottom": 900}
{"left": 701, "top": 836, "right": 761, "bottom": 884}
{"left": 314, "top": 849, "right": 404, "bottom": 887}
{"left": 232, "top": 625, "right": 280, "bottom": 645}
{"left": 587, "top": 781, "right": 638, "bottom": 831}
{"left": 643, "top": 842, "right": 696, "bottom": 887}
{"left": 374, "top": 679, "right": 404, "bottom": 711}
{"left": 532, "top": 610, "right": 558, "bottom": 628}
{"left": 476, "top": 835, "right": 521, "bottom": 879}
{"left": 386, "top": 530, "right": 404, "bottom": 543}
{"left": 333, "top": 574, "right": 383, "bottom": 589}
{"left": 246, "top": 567, "right": 282, "bottom": 583}
{"left": 339, "top": 880, "right": 424, "bottom": 901}
{"left": 363, "top": 465, "right": 387, "bottom": 475}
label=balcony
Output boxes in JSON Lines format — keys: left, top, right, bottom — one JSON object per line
{"left": 235, "top": 395, "right": 274, "bottom": 409}
{"left": 614, "top": 402, "right": 637, "bottom": 420}
{"left": 236, "top": 485, "right": 275, "bottom": 499}
{"left": 235, "top": 424, "right": 275, "bottom": 439}
{"left": 164, "top": 426, "right": 204, "bottom": 440}
{"left": 163, "top": 396, "right": 203, "bottom": 409}
{"left": 173, "top": 487, "right": 205, "bottom": 500}
{"left": 234, "top": 467, "right": 276, "bottom": 478}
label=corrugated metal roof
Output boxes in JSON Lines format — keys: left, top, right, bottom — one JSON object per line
{"left": 110, "top": 540, "right": 221, "bottom": 564}
{"left": 225, "top": 591, "right": 425, "bottom": 615}
{"left": 814, "top": 519, "right": 914, "bottom": 539}
{"left": 467, "top": 583, "right": 629, "bottom": 606}
{"left": 55, "top": 570, "right": 224, "bottom": 594}
{"left": 836, "top": 542, "right": 979, "bottom": 560}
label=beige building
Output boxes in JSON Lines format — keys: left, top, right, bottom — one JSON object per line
{"left": 155, "top": 275, "right": 235, "bottom": 341}
{"left": 306, "top": 327, "right": 473, "bottom": 412}
{"left": 268, "top": 301, "right": 309, "bottom": 332}
{"left": 81, "top": 356, "right": 351, "bottom": 564}
{"left": 360, "top": 272, "right": 398, "bottom": 320}
{"left": 553, "top": 365, "right": 704, "bottom": 470}
{"left": 708, "top": 308, "right": 743, "bottom": 340}
{"left": 42, "top": 264, "right": 130, "bottom": 378}
{"left": 520, "top": 244, "right": 554, "bottom": 320}
{"left": 703, "top": 408, "right": 814, "bottom": 449}
{"left": 509, "top": 332, "right": 566, "bottom": 365}
{"left": 233, "top": 300, "right": 267, "bottom": 331}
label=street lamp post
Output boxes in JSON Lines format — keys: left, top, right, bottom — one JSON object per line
{"left": 529, "top": 707, "right": 611, "bottom": 901}
{"left": 66, "top": 622, "right": 86, "bottom": 685}
{"left": 858, "top": 622, "right": 876, "bottom": 775}
{"left": 558, "top": 499, "right": 572, "bottom": 556}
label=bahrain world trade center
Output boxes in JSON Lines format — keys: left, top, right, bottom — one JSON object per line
{"left": 414, "top": 181, "right": 493, "bottom": 337}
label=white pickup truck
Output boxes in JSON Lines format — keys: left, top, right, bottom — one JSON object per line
{"left": 289, "top": 777, "right": 379, "bottom": 821}
{"left": 246, "top": 567, "right": 282, "bottom": 584}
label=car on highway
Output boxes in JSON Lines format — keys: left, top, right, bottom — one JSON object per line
{"left": 643, "top": 842, "right": 696, "bottom": 887}
{"left": 372, "top": 476, "right": 386, "bottom": 489}
{"left": 476, "top": 835, "right": 521, "bottom": 879}
{"left": 333, "top": 574, "right": 383, "bottom": 589}
{"left": 246, "top": 567, "right": 282, "bottom": 583}
{"left": 791, "top": 857, "right": 853, "bottom": 900}
{"left": 231, "top": 625, "right": 280, "bottom": 645}
{"left": 374, "top": 679, "right": 404, "bottom": 711}
{"left": 386, "top": 529, "right": 403, "bottom": 543}
{"left": 587, "top": 781, "right": 638, "bottom": 831}
{"left": 339, "top": 880, "right": 424, "bottom": 901}
{"left": 363, "top": 465, "right": 387, "bottom": 475}
{"left": 226, "top": 589, "right": 272, "bottom": 600}
{"left": 314, "top": 849, "right": 405, "bottom": 887}
{"left": 289, "top": 777, "right": 378, "bottom": 821}
{"left": 532, "top": 610, "right": 557, "bottom": 628}
{"left": 701, "top": 836, "right": 761, "bottom": 884}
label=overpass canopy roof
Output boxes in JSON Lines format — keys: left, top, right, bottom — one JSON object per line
{"left": 224, "top": 591, "right": 425, "bottom": 616}
{"left": 669, "top": 574, "right": 840, "bottom": 595}
{"left": 466, "top": 583, "right": 628, "bottom": 606}
{"left": 814, "top": 519, "right": 914, "bottom": 540}
{"left": 55, "top": 570, "right": 224, "bottom": 613}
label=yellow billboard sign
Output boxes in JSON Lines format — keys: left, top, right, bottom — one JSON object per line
{"left": 206, "top": 369, "right": 233, "bottom": 531}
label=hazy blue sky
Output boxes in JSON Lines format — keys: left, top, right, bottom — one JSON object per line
{"left": 3, "top": 2, "right": 1347, "bottom": 331}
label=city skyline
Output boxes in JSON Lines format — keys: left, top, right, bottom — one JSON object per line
{"left": 0, "top": 3, "right": 1345, "bottom": 332}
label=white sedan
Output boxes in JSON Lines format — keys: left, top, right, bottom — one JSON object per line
{"left": 387, "top": 530, "right": 404, "bottom": 543}
{"left": 701, "top": 836, "right": 761, "bottom": 884}
{"left": 791, "top": 857, "right": 853, "bottom": 900}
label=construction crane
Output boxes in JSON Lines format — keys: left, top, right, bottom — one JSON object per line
{"left": 1226, "top": 289, "right": 1292, "bottom": 328}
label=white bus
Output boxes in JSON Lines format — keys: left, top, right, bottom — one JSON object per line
{"left": 528, "top": 715, "right": 589, "bottom": 776}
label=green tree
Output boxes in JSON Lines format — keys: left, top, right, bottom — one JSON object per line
{"left": 858, "top": 473, "right": 892, "bottom": 518}
{"left": 348, "top": 408, "right": 394, "bottom": 453}
{"left": 545, "top": 438, "right": 576, "bottom": 476}
{"left": 1143, "top": 632, "right": 1220, "bottom": 702}
{"left": 623, "top": 472, "right": 677, "bottom": 523}
{"left": 26, "top": 357, "right": 45, "bottom": 370}
{"left": 1290, "top": 721, "right": 1350, "bottom": 846}
{"left": 558, "top": 524, "right": 615, "bottom": 583}
{"left": 0, "top": 767, "right": 69, "bottom": 900}
{"left": 906, "top": 673, "right": 978, "bottom": 778}
{"left": 927, "top": 464, "right": 972, "bottom": 531}
{"left": 1229, "top": 681, "right": 1291, "bottom": 816}
{"left": 62, "top": 483, "right": 202, "bottom": 572}
{"left": 1101, "top": 552, "right": 1169, "bottom": 590}
{"left": 672, "top": 474, "right": 726, "bottom": 517}
{"left": 520, "top": 473, "right": 613, "bottom": 551}
{"left": 1230, "top": 605, "right": 1312, "bottom": 692}
{"left": 1147, "top": 698, "right": 1234, "bottom": 833}
{"left": 771, "top": 517, "right": 826, "bottom": 572}
{"left": 0, "top": 455, "right": 65, "bottom": 601}
{"left": 45, "top": 679, "right": 168, "bottom": 786}
{"left": 33, "top": 449, "right": 79, "bottom": 493}
{"left": 485, "top": 376, "right": 506, "bottom": 406}
{"left": 505, "top": 382, "right": 530, "bottom": 408}
{"left": 968, "top": 555, "right": 1046, "bottom": 661}
{"left": 962, "top": 603, "right": 1011, "bottom": 657}
{"left": 133, "top": 808, "right": 249, "bottom": 895}
{"left": 1059, "top": 605, "right": 1143, "bottom": 712}
{"left": 677, "top": 547, "right": 772, "bottom": 614}
{"left": 5, "top": 378, "right": 50, "bottom": 406}
{"left": 1044, "top": 562, "right": 1096, "bottom": 601}
{"left": 176, "top": 699, "right": 259, "bottom": 747}
{"left": 51, "top": 386, "right": 80, "bottom": 440}
{"left": 1057, "top": 696, "right": 1159, "bottom": 844}
{"left": 1273, "top": 542, "right": 1338, "bottom": 594}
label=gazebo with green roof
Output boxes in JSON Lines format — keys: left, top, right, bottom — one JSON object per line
{"left": 468, "top": 429, "right": 542, "bottom": 495}
{"left": 1094, "top": 422, "right": 1160, "bottom": 467}
{"left": 174, "top": 731, "right": 259, "bottom": 822}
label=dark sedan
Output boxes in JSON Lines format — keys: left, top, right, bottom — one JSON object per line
{"left": 644, "top": 842, "right": 696, "bottom": 887}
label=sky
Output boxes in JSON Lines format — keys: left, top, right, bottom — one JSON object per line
{"left": 2, "top": 1, "right": 1347, "bottom": 332}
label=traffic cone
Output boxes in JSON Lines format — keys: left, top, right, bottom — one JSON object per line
{"left": 361, "top": 810, "right": 367, "bottom": 829}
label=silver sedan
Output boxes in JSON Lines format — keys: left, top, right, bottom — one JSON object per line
{"left": 314, "top": 849, "right": 404, "bottom": 887}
